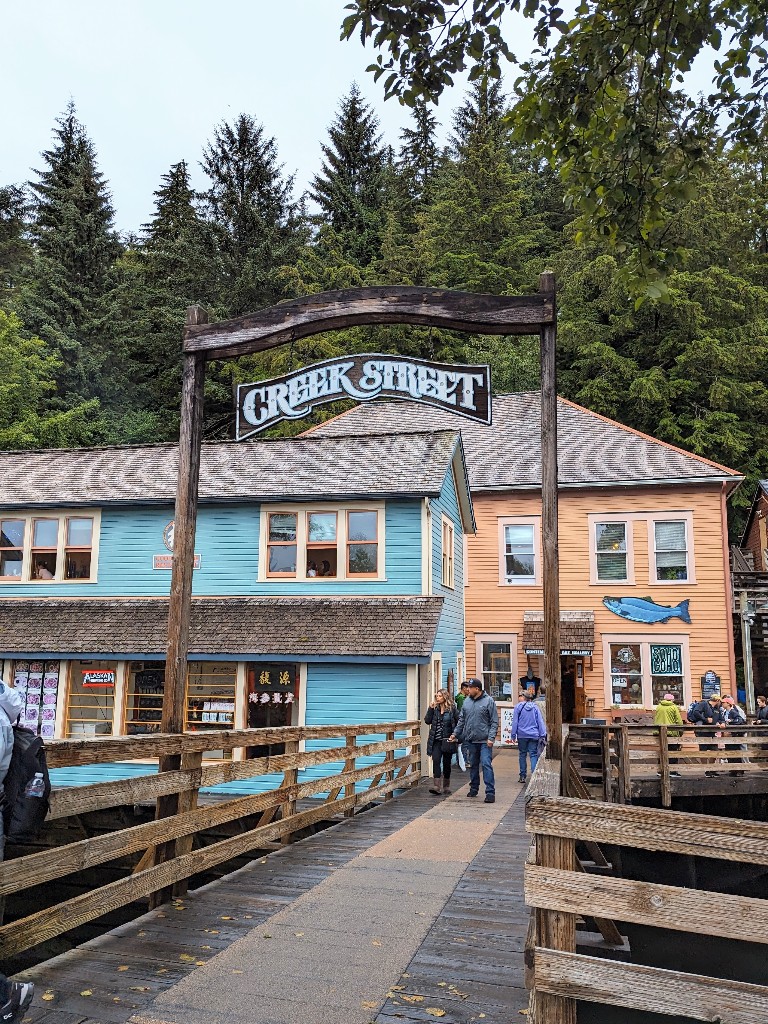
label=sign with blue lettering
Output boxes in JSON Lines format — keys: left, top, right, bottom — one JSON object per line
{"left": 235, "top": 353, "right": 491, "bottom": 440}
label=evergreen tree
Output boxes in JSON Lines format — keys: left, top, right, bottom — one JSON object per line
{"left": 310, "top": 84, "right": 387, "bottom": 268}
{"left": 20, "top": 103, "right": 122, "bottom": 402}
{"left": 398, "top": 99, "right": 441, "bottom": 204}
{"left": 201, "top": 114, "right": 304, "bottom": 318}
{"left": 0, "top": 183, "right": 32, "bottom": 310}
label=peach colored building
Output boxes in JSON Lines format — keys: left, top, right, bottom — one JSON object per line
{"left": 312, "top": 394, "right": 743, "bottom": 722}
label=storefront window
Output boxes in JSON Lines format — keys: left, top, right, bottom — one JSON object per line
{"left": 247, "top": 663, "right": 298, "bottom": 757}
{"left": 186, "top": 662, "right": 236, "bottom": 759}
{"left": 480, "top": 642, "right": 513, "bottom": 700}
{"left": 650, "top": 644, "right": 684, "bottom": 704}
{"left": 126, "top": 662, "right": 165, "bottom": 734}
{"left": 65, "top": 660, "right": 116, "bottom": 736}
{"left": 609, "top": 644, "right": 643, "bottom": 705}
{"left": 13, "top": 660, "right": 60, "bottom": 738}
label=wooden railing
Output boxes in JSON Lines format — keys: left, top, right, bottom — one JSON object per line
{"left": 0, "top": 721, "right": 420, "bottom": 958}
{"left": 524, "top": 757, "right": 768, "bottom": 1023}
{"left": 568, "top": 723, "right": 768, "bottom": 806}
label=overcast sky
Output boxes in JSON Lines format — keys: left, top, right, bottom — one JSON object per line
{"left": 3, "top": 2, "right": 717, "bottom": 236}
{"left": 2, "top": 1, "right": 474, "bottom": 235}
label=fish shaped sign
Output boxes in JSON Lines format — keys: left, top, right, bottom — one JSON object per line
{"left": 235, "top": 353, "right": 491, "bottom": 439}
{"left": 603, "top": 596, "right": 691, "bottom": 624}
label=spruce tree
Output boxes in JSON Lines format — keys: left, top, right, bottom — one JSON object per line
{"left": 21, "top": 103, "right": 122, "bottom": 402}
{"left": 398, "top": 99, "right": 441, "bottom": 204}
{"left": 0, "top": 184, "right": 32, "bottom": 310}
{"left": 201, "top": 114, "right": 303, "bottom": 317}
{"left": 310, "top": 84, "right": 387, "bottom": 268}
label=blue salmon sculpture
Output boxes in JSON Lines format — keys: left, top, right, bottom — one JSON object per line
{"left": 603, "top": 596, "right": 691, "bottom": 625}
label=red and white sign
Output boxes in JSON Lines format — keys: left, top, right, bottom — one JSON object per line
{"left": 153, "top": 554, "right": 201, "bottom": 570}
{"left": 82, "top": 669, "right": 115, "bottom": 688}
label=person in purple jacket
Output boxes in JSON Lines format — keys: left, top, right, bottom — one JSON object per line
{"left": 511, "top": 690, "right": 547, "bottom": 783}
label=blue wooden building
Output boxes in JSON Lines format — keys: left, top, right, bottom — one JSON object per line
{"left": 0, "top": 430, "right": 474, "bottom": 790}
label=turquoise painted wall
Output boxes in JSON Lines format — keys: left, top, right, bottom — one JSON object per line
{"left": 431, "top": 464, "right": 466, "bottom": 692}
{"left": 0, "top": 500, "right": 422, "bottom": 597}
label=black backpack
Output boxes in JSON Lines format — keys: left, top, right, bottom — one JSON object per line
{"left": 2, "top": 725, "right": 51, "bottom": 843}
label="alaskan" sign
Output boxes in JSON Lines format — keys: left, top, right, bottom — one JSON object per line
{"left": 235, "top": 354, "right": 491, "bottom": 440}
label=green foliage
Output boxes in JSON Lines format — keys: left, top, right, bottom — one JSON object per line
{"left": 0, "top": 183, "right": 32, "bottom": 308}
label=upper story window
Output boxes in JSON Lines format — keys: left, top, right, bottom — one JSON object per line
{"left": 0, "top": 512, "right": 97, "bottom": 583}
{"left": 498, "top": 516, "right": 540, "bottom": 585}
{"left": 262, "top": 504, "right": 384, "bottom": 581}
{"left": 441, "top": 515, "right": 454, "bottom": 589}
{"left": 653, "top": 519, "right": 688, "bottom": 582}
{"left": 595, "top": 522, "right": 629, "bottom": 582}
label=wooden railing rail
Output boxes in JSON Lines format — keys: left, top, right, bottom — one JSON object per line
{"left": 568, "top": 723, "right": 768, "bottom": 807}
{"left": 525, "top": 775, "right": 768, "bottom": 1023}
{"left": 0, "top": 721, "right": 420, "bottom": 959}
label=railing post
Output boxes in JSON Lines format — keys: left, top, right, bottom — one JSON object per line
{"left": 602, "top": 728, "right": 612, "bottom": 803}
{"left": 616, "top": 725, "right": 630, "bottom": 804}
{"left": 344, "top": 732, "right": 357, "bottom": 817}
{"left": 534, "top": 832, "right": 577, "bottom": 1024}
{"left": 280, "top": 739, "right": 300, "bottom": 845}
{"left": 171, "top": 749, "right": 203, "bottom": 899}
{"left": 658, "top": 725, "right": 671, "bottom": 808}
{"left": 385, "top": 730, "right": 395, "bottom": 799}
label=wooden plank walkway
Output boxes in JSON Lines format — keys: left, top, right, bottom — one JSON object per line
{"left": 16, "top": 751, "right": 529, "bottom": 1024}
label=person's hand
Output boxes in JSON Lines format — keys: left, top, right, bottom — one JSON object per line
{"left": 448, "top": 734, "right": 457, "bottom": 743}
{"left": 429, "top": 700, "right": 436, "bottom": 709}
{"left": 486, "top": 739, "right": 494, "bottom": 747}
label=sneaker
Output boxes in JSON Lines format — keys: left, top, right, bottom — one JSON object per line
{"left": 467, "top": 790, "right": 478, "bottom": 798}
{"left": 484, "top": 795, "right": 496, "bottom": 803}
{"left": 518, "top": 774, "right": 527, "bottom": 784}
{"left": 1, "top": 982, "right": 35, "bottom": 1024}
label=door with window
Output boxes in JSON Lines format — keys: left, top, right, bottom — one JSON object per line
{"left": 247, "top": 663, "right": 299, "bottom": 757}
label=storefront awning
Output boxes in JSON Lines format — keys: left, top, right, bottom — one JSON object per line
{"left": 522, "top": 610, "right": 595, "bottom": 656}
{"left": 0, "top": 596, "right": 444, "bottom": 662}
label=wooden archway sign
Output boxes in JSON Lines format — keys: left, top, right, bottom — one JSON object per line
{"left": 161, "top": 277, "right": 562, "bottom": 782}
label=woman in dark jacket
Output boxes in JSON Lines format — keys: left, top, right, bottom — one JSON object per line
{"left": 424, "top": 688, "right": 458, "bottom": 796}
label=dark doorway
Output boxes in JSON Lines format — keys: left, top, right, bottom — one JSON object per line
{"left": 246, "top": 663, "right": 299, "bottom": 757}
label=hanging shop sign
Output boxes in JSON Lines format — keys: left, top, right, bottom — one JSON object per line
{"left": 154, "top": 520, "right": 201, "bottom": 569}
{"left": 235, "top": 353, "right": 491, "bottom": 440}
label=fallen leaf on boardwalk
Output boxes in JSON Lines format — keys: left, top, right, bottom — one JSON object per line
{"left": 157, "top": 913, "right": 166, "bottom": 918}
{"left": 113, "top": 998, "right": 121, "bottom": 1003}
{"left": 179, "top": 954, "right": 196, "bottom": 962}
{"left": 129, "top": 987, "right": 151, "bottom": 992}
{"left": 390, "top": 985, "right": 404, "bottom": 991}
{"left": 263, "top": 933, "right": 272, "bottom": 939}
{"left": 449, "top": 986, "right": 468, "bottom": 998}
{"left": 361, "top": 1002, "right": 377, "bottom": 1010}
{"left": 232, "top": 970, "right": 243, "bottom": 975}
{"left": 518, "top": 1011, "right": 529, "bottom": 1016}
{"left": 437, "top": 982, "right": 447, "bottom": 988}
{"left": 41, "top": 993, "right": 55, "bottom": 1002}
{"left": 400, "top": 995, "right": 424, "bottom": 1003}
{"left": 244, "top": 914, "right": 252, "bottom": 919}
{"left": 425, "top": 1009, "right": 446, "bottom": 1018}
{"left": 201, "top": 945, "right": 212, "bottom": 950}
{"left": 79, "top": 990, "right": 92, "bottom": 997}
{"left": 117, "top": 966, "right": 129, "bottom": 972}
{"left": 402, "top": 972, "right": 410, "bottom": 977}
{"left": 371, "top": 939, "right": 382, "bottom": 947}
{"left": 156, "top": 969, "right": 168, "bottom": 975}
{"left": 220, "top": 916, "right": 233, "bottom": 920}
{"left": 294, "top": 932, "right": 304, "bottom": 937}
{"left": 208, "top": 929, "right": 219, "bottom": 934}
{"left": 195, "top": 961, "right": 207, "bottom": 966}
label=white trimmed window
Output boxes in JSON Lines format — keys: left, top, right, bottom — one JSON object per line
{"left": 606, "top": 638, "right": 687, "bottom": 707}
{"left": 441, "top": 515, "right": 454, "bottom": 588}
{"left": 498, "top": 516, "right": 540, "bottom": 585}
{"left": 652, "top": 519, "right": 689, "bottom": 582}
{"left": 0, "top": 511, "right": 99, "bottom": 583}
{"left": 595, "top": 521, "right": 629, "bottom": 582}
{"left": 261, "top": 503, "right": 385, "bottom": 581}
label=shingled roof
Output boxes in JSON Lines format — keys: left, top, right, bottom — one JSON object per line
{"left": 0, "top": 596, "right": 444, "bottom": 660}
{"left": 0, "top": 431, "right": 462, "bottom": 508}
{"left": 307, "top": 394, "right": 742, "bottom": 491}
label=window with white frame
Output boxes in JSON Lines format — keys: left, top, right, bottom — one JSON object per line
{"left": 652, "top": 520, "right": 688, "bottom": 581}
{"left": 499, "top": 517, "right": 539, "bottom": 585}
{"left": 608, "top": 641, "right": 685, "bottom": 707}
{"left": 595, "top": 522, "right": 629, "bottom": 582}
{"left": 263, "top": 505, "right": 383, "bottom": 580}
{"left": 478, "top": 638, "right": 515, "bottom": 700}
{"left": 441, "top": 515, "right": 454, "bottom": 588}
{"left": 0, "top": 512, "right": 98, "bottom": 583}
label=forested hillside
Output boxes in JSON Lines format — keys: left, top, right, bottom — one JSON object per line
{"left": 1, "top": 83, "right": 766, "bottom": 526}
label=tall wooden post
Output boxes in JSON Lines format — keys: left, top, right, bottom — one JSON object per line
{"left": 151, "top": 306, "right": 207, "bottom": 906}
{"left": 539, "top": 272, "right": 563, "bottom": 761}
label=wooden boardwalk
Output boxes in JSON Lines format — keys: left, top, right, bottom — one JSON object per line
{"left": 18, "top": 751, "right": 529, "bottom": 1024}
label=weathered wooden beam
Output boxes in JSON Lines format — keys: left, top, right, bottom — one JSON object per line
{"left": 533, "top": 948, "right": 768, "bottom": 1024}
{"left": 526, "top": 863, "right": 768, "bottom": 944}
{"left": 534, "top": 827, "right": 576, "bottom": 1024}
{"left": 280, "top": 740, "right": 300, "bottom": 845}
{"left": 182, "top": 286, "right": 556, "bottom": 359}
{"left": 526, "top": 796, "right": 768, "bottom": 865}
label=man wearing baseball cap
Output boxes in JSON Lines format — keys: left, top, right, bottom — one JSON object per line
{"left": 448, "top": 678, "right": 498, "bottom": 802}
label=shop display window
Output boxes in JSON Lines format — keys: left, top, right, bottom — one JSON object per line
{"left": 186, "top": 662, "right": 236, "bottom": 760}
{"left": 607, "top": 641, "right": 686, "bottom": 707}
{"left": 247, "top": 663, "right": 299, "bottom": 757}
{"left": 126, "top": 662, "right": 165, "bottom": 734}
{"left": 65, "top": 660, "right": 116, "bottom": 737}
{"left": 12, "top": 660, "right": 60, "bottom": 738}
{"left": 609, "top": 643, "right": 643, "bottom": 705}
{"left": 480, "top": 641, "right": 513, "bottom": 700}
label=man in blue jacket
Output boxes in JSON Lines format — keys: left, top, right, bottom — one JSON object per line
{"left": 511, "top": 690, "right": 547, "bottom": 783}
{"left": 449, "top": 678, "right": 498, "bottom": 803}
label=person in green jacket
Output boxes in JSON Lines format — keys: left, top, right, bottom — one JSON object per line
{"left": 654, "top": 693, "right": 684, "bottom": 771}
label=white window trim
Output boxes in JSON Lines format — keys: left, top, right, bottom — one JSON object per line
{"left": 475, "top": 633, "right": 518, "bottom": 697}
{"left": 602, "top": 632, "right": 690, "bottom": 708}
{"left": 258, "top": 501, "right": 386, "bottom": 582}
{"left": 456, "top": 652, "right": 465, "bottom": 693}
{"left": 431, "top": 652, "right": 443, "bottom": 697}
{"left": 647, "top": 511, "right": 695, "bottom": 585}
{"left": 441, "top": 513, "right": 455, "bottom": 590}
{"left": 0, "top": 508, "right": 101, "bottom": 585}
{"left": 588, "top": 513, "right": 635, "bottom": 586}
{"left": 498, "top": 515, "right": 541, "bottom": 587}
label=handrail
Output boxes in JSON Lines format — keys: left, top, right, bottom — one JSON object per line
{"left": 525, "top": 755, "right": 768, "bottom": 1023}
{"left": 0, "top": 721, "right": 421, "bottom": 959}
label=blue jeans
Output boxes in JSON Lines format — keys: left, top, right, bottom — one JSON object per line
{"left": 518, "top": 737, "right": 540, "bottom": 778}
{"left": 467, "top": 742, "right": 495, "bottom": 797}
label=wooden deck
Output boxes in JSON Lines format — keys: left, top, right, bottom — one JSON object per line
{"left": 15, "top": 751, "right": 531, "bottom": 1024}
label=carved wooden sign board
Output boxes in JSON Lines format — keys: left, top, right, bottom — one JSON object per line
{"left": 235, "top": 353, "right": 491, "bottom": 440}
